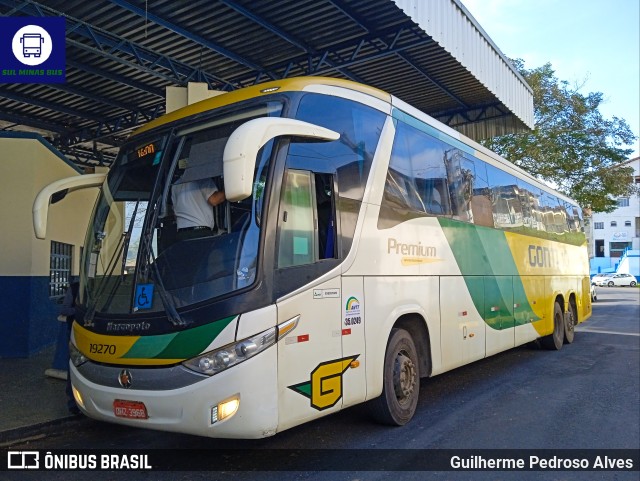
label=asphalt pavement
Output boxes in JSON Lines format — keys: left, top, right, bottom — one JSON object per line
{"left": 0, "top": 345, "right": 81, "bottom": 446}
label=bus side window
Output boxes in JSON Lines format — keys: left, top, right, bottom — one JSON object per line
{"left": 315, "top": 173, "right": 337, "bottom": 260}
{"left": 460, "top": 156, "right": 493, "bottom": 228}
{"left": 277, "top": 170, "right": 337, "bottom": 269}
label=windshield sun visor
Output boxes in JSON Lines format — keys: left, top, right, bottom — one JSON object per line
{"left": 174, "top": 137, "right": 226, "bottom": 185}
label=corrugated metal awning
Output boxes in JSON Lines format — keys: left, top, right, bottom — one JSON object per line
{"left": 0, "top": 0, "right": 533, "bottom": 166}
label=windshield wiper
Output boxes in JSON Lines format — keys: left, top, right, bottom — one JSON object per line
{"left": 137, "top": 199, "right": 186, "bottom": 327}
{"left": 85, "top": 197, "right": 148, "bottom": 320}
{"left": 120, "top": 200, "right": 140, "bottom": 276}
{"left": 84, "top": 228, "right": 127, "bottom": 323}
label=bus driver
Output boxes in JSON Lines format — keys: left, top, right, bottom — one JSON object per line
{"left": 171, "top": 178, "right": 226, "bottom": 240}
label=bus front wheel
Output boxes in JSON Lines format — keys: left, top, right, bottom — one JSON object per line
{"left": 369, "top": 328, "right": 419, "bottom": 426}
{"left": 541, "top": 302, "right": 564, "bottom": 350}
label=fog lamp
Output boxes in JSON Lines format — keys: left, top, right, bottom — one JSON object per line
{"left": 72, "top": 385, "right": 85, "bottom": 409}
{"left": 211, "top": 396, "right": 240, "bottom": 424}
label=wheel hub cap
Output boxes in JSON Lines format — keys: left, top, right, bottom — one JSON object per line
{"left": 393, "top": 352, "right": 416, "bottom": 401}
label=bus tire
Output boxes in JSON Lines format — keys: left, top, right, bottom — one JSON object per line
{"left": 369, "top": 328, "right": 419, "bottom": 426}
{"left": 564, "top": 301, "right": 576, "bottom": 344}
{"left": 541, "top": 302, "right": 564, "bottom": 350}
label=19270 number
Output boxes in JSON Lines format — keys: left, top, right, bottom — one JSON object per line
{"left": 89, "top": 343, "right": 116, "bottom": 355}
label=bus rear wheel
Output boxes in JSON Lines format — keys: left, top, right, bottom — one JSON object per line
{"left": 541, "top": 302, "right": 564, "bottom": 350}
{"left": 369, "top": 328, "right": 419, "bottom": 426}
{"left": 564, "top": 301, "right": 576, "bottom": 344}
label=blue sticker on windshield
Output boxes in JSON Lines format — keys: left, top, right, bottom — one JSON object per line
{"left": 152, "top": 151, "right": 162, "bottom": 165}
{"left": 134, "top": 284, "right": 154, "bottom": 310}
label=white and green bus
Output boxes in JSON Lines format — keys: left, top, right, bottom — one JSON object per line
{"left": 34, "top": 77, "right": 591, "bottom": 438}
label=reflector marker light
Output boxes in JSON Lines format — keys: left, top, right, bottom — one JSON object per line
{"left": 284, "top": 333, "right": 310, "bottom": 344}
{"left": 72, "top": 385, "right": 85, "bottom": 409}
{"left": 277, "top": 315, "right": 300, "bottom": 341}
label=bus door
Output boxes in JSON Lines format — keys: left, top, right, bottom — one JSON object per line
{"left": 276, "top": 278, "right": 343, "bottom": 431}
{"left": 340, "top": 276, "right": 366, "bottom": 407}
{"left": 274, "top": 169, "right": 346, "bottom": 431}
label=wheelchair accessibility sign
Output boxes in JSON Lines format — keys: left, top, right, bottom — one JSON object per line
{"left": 134, "top": 284, "right": 155, "bottom": 310}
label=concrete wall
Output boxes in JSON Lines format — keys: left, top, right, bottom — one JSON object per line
{"left": 617, "top": 250, "right": 640, "bottom": 279}
{"left": 0, "top": 133, "right": 98, "bottom": 357}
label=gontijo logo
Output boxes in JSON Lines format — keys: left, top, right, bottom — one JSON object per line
{"left": 527, "top": 244, "right": 560, "bottom": 268}
{"left": 0, "top": 17, "right": 66, "bottom": 83}
{"left": 288, "top": 356, "right": 359, "bottom": 410}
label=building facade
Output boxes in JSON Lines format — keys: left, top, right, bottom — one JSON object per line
{"left": 588, "top": 157, "right": 640, "bottom": 275}
{"left": 0, "top": 133, "right": 99, "bottom": 357}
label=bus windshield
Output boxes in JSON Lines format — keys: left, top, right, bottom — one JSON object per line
{"left": 81, "top": 101, "right": 283, "bottom": 317}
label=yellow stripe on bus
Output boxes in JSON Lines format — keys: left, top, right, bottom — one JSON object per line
{"left": 72, "top": 324, "right": 182, "bottom": 366}
{"left": 503, "top": 231, "right": 591, "bottom": 335}
{"left": 134, "top": 77, "right": 391, "bottom": 135}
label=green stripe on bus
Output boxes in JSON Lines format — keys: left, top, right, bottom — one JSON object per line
{"left": 121, "top": 332, "right": 179, "bottom": 359}
{"left": 156, "top": 315, "right": 236, "bottom": 359}
{"left": 123, "top": 316, "right": 236, "bottom": 359}
{"left": 438, "top": 218, "right": 539, "bottom": 328}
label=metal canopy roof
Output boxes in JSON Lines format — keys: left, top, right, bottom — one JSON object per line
{"left": 0, "top": 0, "right": 533, "bottom": 168}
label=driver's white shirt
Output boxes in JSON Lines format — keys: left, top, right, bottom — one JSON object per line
{"left": 171, "top": 178, "right": 218, "bottom": 229}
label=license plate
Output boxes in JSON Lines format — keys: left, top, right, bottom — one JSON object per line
{"left": 113, "top": 399, "right": 148, "bottom": 419}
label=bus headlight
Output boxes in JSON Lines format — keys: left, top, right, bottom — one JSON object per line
{"left": 183, "top": 327, "right": 276, "bottom": 376}
{"left": 69, "top": 342, "right": 88, "bottom": 367}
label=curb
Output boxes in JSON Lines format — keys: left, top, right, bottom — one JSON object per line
{"left": 0, "top": 415, "right": 87, "bottom": 447}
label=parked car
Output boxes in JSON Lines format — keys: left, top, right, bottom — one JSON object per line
{"left": 594, "top": 276, "right": 613, "bottom": 287}
{"left": 591, "top": 283, "right": 598, "bottom": 302}
{"left": 595, "top": 273, "right": 638, "bottom": 287}
{"left": 591, "top": 273, "right": 611, "bottom": 285}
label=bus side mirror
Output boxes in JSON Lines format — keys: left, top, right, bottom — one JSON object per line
{"left": 222, "top": 117, "right": 339, "bottom": 202}
{"left": 33, "top": 173, "right": 106, "bottom": 239}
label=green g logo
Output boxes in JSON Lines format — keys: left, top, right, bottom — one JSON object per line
{"left": 288, "top": 355, "right": 359, "bottom": 410}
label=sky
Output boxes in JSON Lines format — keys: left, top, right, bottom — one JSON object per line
{"left": 461, "top": 0, "right": 640, "bottom": 159}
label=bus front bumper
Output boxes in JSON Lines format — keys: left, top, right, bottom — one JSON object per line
{"left": 70, "top": 346, "right": 279, "bottom": 439}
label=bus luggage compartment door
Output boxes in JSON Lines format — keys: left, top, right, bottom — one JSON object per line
{"left": 484, "top": 276, "right": 515, "bottom": 356}
{"left": 440, "top": 276, "right": 485, "bottom": 371}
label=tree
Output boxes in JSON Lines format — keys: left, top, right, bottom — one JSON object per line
{"left": 481, "top": 60, "right": 638, "bottom": 212}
